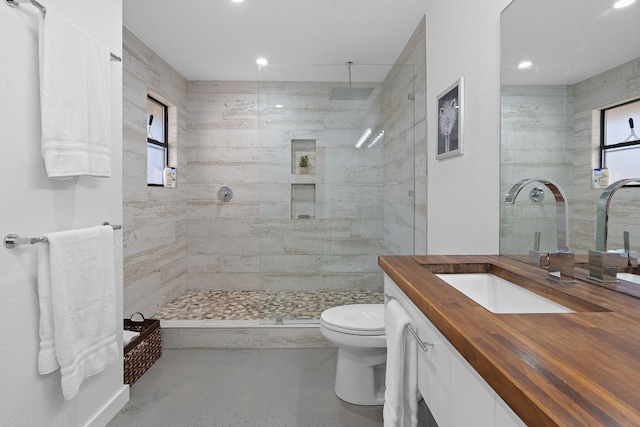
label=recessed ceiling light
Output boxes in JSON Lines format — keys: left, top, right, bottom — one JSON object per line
{"left": 256, "top": 57, "right": 268, "bottom": 66}
{"left": 614, "top": 0, "right": 635, "bottom": 8}
{"left": 230, "top": 0, "right": 244, "bottom": 3}
{"left": 275, "top": 104, "right": 283, "bottom": 108}
{"left": 518, "top": 60, "right": 533, "bottom": 69}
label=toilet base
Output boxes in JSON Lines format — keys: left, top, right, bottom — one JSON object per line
{"left": 334, "top": 346, "right": 386, "bottom": 406}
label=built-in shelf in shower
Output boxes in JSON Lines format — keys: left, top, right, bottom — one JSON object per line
{"left": 291, "top": 139, "right": 316, "bottom": 175}
{"left": 291, "top": 139, "right": 316, "bottom": 219}
{"left": 291, "top": 184, "right": 315, "bottom": 219}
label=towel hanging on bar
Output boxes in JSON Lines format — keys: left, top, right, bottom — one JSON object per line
{"left": 5, "top": 0, "right": 122, "bottom": 62}
{"left": 3, "top": 223, "right": 122, "bottom": 248}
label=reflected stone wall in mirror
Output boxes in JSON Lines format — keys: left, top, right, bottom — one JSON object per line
{"left": 500, "top": 0, "right": 640, "bottom": 260}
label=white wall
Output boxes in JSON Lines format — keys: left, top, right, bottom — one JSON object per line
{"left": 426, "top": 0, "right": 512, "bottom": 254}
{"left": 0, "top": 1, "right": 127, "bottom": 425}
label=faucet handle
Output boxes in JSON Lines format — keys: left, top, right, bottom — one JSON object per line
{"left": 624, "top": 231, "right": 631, "bottom": 252}
{"left": 533, "top": 231, "right": 540, "bottom": 252}
{"left": 624, "top": 231, "right": 639, "bottom": 267}
{"left": 547, "top": 252, "right": 575, "bottom": 283}
{"left": 528, "top": 231, "right": 549, "bottom": 267}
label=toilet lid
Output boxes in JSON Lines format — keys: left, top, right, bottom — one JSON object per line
{"left": 320, "top": 304, "right": 385, "bottom": 335}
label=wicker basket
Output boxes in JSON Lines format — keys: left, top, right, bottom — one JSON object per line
{"left": 124, "top": 313, "right": 162, "bottom": 385}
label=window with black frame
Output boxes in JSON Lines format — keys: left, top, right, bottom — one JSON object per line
{"left": 600, "top": 98, "right": 640, "bottom": 183}
{"left": 147, "top": 96, "right": 168, "bottom": 186}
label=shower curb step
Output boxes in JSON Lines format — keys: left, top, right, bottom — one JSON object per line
{"left": 160, "top": 320, "right": 333, "bottom": 349}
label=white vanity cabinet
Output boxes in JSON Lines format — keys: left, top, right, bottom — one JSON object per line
{"left": 384, "top": 274, "right": 526, "bottom": 427}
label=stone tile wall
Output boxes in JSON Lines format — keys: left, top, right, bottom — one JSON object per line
{"left": 569, "top": 58, "right": 640, "bottom": 253}
{"left": 123, "top": 28, "right": 189, "bottom": 316}
{"left": 500, "top": 84, "right": 570, "bottom": 255}
{"left": 186, "top": 81, "right": 261, "bottom": 291}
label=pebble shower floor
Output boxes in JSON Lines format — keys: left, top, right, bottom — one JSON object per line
{"left": 155, "top": 290, "right": 384, "bottom": 321}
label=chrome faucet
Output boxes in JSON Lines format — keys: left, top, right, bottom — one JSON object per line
{"left": 588, "top": 178, "right": 640, "bottom": 283}
{"left": 505, "top": 178, "right": 570, "bottom": 252}
{"left": 505, "top": 178, "right": 574, "bottom": 282}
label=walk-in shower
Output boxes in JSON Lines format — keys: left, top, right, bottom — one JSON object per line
{"left": 155, "top": 62, "right": 416, "bottom": 325}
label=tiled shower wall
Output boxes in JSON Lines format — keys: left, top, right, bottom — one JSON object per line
{"left": 187, "top": 79, "right": 386, "bottom": 292}
{"left": 186, "top": 81, "right": 261, "bottom": 291}
{"left": 123, "top": 28, "right": 189, "bottom": 317}
{"left": 500, "top": 84, "right": 570, "bottom": 255}
{"left": 569, "top": 57, "right": 640, "bottom": 253}
{"left": 260, "top": 82, "right": 386, "bottom": 292}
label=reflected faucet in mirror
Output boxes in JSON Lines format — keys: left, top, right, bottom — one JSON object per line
{"left": 588, "top": 178, "right": 640, "bottom": 283}
{"left": 505, "top": 178, "right": 575, "bottom": 282}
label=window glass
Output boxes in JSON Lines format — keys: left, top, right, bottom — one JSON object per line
{"left": 604, "top": 100, "right": 640, "bottom": 146}
{"left": 147, "top": 97, "right": 166, "bottom": 143}
{"left": 147, "top": 143, "right": 165, "bottom": 185}
{"left": 147, "top": 95, "right": 168, "bottom": 186}
{"left": 601, "top": 99, "right": 640, "bottom": 182}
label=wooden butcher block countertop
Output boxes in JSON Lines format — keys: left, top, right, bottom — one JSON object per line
{"left": 378, "top": 255, "right": 640, "bottom": 427}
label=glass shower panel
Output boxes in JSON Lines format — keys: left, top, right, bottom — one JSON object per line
{"left": 258, "top": 64, "right": 415, "bottom": 324}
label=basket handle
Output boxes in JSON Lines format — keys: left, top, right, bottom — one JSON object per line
{"left": 129, "top": 312, "right": 146, "bottom": 322}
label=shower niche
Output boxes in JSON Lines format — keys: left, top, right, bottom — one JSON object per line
{"left": 291, "top": 139, "right": 316, "bottom": 219}
{"left": 291, "top": 139, "right": 315, "bottom": 175}
{"left": 291, "top": 184, "right": 315, "bottom": 219}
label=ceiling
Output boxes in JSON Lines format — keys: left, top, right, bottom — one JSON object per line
{"left": 501, "top": 0, "right": 640, "bottom": 85}
{"left": 123, "top": 0, "right": 639, "bottom": 85}
{"left": 123, "top": 0, "right": 426, "bottom": 82}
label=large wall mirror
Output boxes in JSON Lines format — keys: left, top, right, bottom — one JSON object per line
{"left": 500, "top": 0, "right": 640, "bottom": 274}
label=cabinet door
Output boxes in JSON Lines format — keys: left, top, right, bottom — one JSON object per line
{"left": 496, "top": 395, "right": 527, "bottom": 427}
{"left": 449, "top": 349, "right": 495, "bottom": 427}
{"left": 384, "top": 275, "right": 450, "bottom": 426}
{"left": 414, "top": 306, "right": 450, "bottom": 426}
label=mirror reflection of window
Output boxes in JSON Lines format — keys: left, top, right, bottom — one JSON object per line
{"left": 601, "top": 98, "right": 640, "bottom": 182}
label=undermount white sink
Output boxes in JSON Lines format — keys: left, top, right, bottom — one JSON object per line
{"left": 617, "top": 273, "right": 640, "bottom": 285}
{"left": 435, "top": 273, "right": 574, "bottom": 314}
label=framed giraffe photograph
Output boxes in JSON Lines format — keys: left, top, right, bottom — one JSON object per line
{"left": 436, "top": 77, "right": 464, "bottom": 160}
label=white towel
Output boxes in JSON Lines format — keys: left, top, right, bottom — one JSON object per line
{"left": 37, "top": 225, "right": 119, "bottom": 400}
{"left": 384, "top": 300, "right": 419, "bottom": 427}
{"left": 39, "top": 8, "right": 112, "bottom": 178}
{"left": 123, "top": 330, "right": 140, "bottom": 347}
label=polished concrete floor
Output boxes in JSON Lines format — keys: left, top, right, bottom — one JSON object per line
{"left": 107, "top": 348, "right": 386, "bottom": 427}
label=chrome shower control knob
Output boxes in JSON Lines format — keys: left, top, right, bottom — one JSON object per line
{"left": 529, "top": 186, "right": 545, "bottom": 203}
{"left": 217, "top": 186, "right": 233, "bottom": 202}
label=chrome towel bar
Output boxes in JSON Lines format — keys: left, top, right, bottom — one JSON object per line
{"left": 384, "top": 293, "right": 432, "bottom": 353}
{"left": 6, "top": 0, "right": 122, "bottom": 62}
{"left": 4, "top": 223, "right": 122, "bottom": 249}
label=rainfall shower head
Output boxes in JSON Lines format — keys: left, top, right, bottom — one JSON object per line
{"left": 329, "top": 87, "right": 375, "bottom": 101}
{"left": 329, "top": 62, "right": 374, "bottom": 101}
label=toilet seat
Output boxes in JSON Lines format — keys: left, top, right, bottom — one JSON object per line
{"left": 320, "top": 304, "right": 385, "bottom": 336}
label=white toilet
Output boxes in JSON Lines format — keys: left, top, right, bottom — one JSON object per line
{"left": 319, "top": 304, "right": 386, "bottom": 405}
